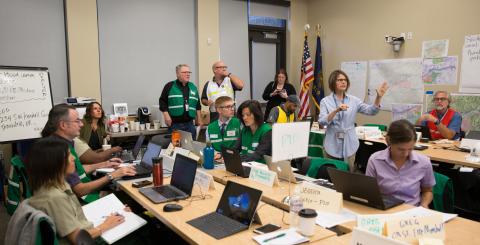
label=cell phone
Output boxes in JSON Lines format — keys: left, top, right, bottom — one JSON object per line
{"left": 253, "top": 223, "right": 281, "bottom": 234}
{"left": 132, "top": 180, "right": 152, "bottom": 188}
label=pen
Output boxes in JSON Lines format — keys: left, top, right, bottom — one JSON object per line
{"left": 262, "top": 233, "right": 286, "bottom": 243}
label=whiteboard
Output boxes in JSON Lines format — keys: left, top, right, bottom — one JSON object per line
{"left": 272, "top": 122, "right": 310, "bottom": 162}
{"left": 0, "top": 66, "right": 53, "bottom": 142}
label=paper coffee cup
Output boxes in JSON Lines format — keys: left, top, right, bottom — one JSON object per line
{"left": 102, "top": 144, "right": 111, "bottom": 151}
{"left": 145, "top": 123, "right": 151, "bottom": 130}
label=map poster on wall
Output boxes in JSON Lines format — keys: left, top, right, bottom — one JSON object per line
{"left": 422, "top": 39, "right": 449, "bottom": 58}
{"left": 391, "top": 104, "right": 423, "bottom": 125}
{"left": 425, "top": 93, "right": 480, "bottom": 131}
{"left": 341, "top": 61, "right": 368, "bottom": 101}
{"left": 459, "top": 34, "right": 480, "bottom": 93}
{"left": 422, "top": 56, "right": 458, "bottom": 85}
{"left": 368, "top": 58, "right": 423, "bottom": 111}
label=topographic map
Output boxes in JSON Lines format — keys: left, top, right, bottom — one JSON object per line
{"left": 422, "top": 56, "right": 457, "bottom": 85}
{"left": 391, "top": 104, "right": 423, "bottom": 124}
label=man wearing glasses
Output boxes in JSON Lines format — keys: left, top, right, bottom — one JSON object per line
{"left": 206, "top": 96, "right": 241, "bottom": 157}
{"left": 201, "top": 61, "right": 244, "bottom": 122}
{"left": 416, "top": 91, "right": 462, "bottom": 140}
{"left": 160, "top": 64, "right": 202, "bottom": 139}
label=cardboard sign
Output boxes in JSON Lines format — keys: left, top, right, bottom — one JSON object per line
{"left": 357, "top": 214, "right": 388, "bottom": 235}
{"left": 386, "top": 215, "right": 445, "bottom": 243}
{"left": 297, "top": 182, "right": 342, "bottom": 213}
{"left": 248, "top": 166, "right": 279, "bottom": 187}
{"left": 350, "top": 228, "right": 409, "bottom": 245}
{"left": 194, "top": 169, "right": 215, "bottom": 192}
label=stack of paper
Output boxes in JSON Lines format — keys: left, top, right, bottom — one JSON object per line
{"left": 82, "top": 194, "right": 147, "bottom": 244}
{"left": 253, "top": 228, "right": 308, "bottom": 245}
{"left": 315, "top": 208, "right": 357, "bottom": 228}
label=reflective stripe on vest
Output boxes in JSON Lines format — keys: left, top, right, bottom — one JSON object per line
{"left": 206, "top": 78, "right": 235, "bottom": 112}
{"left": 240, "top": 123, "right": 272, "bottom": 163}
{"left": 207, "top": 117, "right": 241, "bottom": 151}
{"left": 167, "top": 81, "right": 199, "bottom": 118}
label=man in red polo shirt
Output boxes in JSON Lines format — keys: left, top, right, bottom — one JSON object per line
{"left": 416, "top": 91, "right": 462, "bottom": 140}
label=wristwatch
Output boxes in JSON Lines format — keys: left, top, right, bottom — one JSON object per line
{"left": 434, "top": 119, "right": 441, "bottom": 125}
{"left": 107, "top": 173, "right": 114, "bottom": 181}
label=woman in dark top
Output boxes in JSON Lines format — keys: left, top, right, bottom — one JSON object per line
{"left": 262, "top": 69, "right": 297, "bottom": 121}
{"left": 80, "top": 102, "right": 107, "bottom": 150}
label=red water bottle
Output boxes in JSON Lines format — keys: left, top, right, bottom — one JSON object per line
{"left": 152, "top": 157, "right": 163, "bottom": 186}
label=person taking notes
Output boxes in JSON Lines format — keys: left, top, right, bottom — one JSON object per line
{"left": 319, "top": 70, "right": 388, "bottom": 172}
{"left": 366, "top": 120, "right": 435, "bottom": 208}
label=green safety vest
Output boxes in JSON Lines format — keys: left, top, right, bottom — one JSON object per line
{"left": 5, "top": 155, "right": 31, "bottom": 215}
{"left": 167, "top": 80, "right": 199, "bottom": 118}
{"left": 68, "top": 145, "right": 99, "bottom": 203}
{"left": 240, "top": 123, "right": 272, "bottom": 163}
{"left": 207, "top": 117, "right": 241, "bottom": 151}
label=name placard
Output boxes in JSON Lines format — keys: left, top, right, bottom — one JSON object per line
{"left": 194, "top": 169, "right": 215, "bottom": 192}
{"left": 297, "top": 182, "right": 342, "bottom": 213}
{"left": 386, "top": 215, "right": 444, "bottom": 243}
{"left": 249, "top": 166, "right": 279, "bottom": 187}
{"left": 357, "top": 214, "right": 387, "bottom": 235}
{"left": 351, "top": 227, "right": 409, "bottom": 245}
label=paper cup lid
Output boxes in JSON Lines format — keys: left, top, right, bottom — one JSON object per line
{"left": 298, "top": 208, "right": 317, "bottom": 218}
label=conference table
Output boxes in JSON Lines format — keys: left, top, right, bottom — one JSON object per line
{"left": 117, "top": 177, "right": 336, "bottom": 244}
{"left": 206, "top": 168, "right": 480, "bottom": 244}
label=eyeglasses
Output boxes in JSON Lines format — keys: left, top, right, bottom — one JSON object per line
{"left": 215, "top": 66, "right": 228, "bottom": 69}
{"left": 336, "top": 78, "right": 347, "bottom": 82}
{"left": 433, "top": 97, "right": 448, "bottom": 102}
{"left": 180, "top": 71, "right": 192, "bottom": 74}
{"left": 63, "top": 119, "right": 82, "bottom": 124}
{"left": 218, "top": 104, "right": 235, "bottom": 110}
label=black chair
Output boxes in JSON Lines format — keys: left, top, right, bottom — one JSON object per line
{"left": 298, "top": 157, "right": 311, "bottom": 175}
{"left": 151, "top": 134, "right": 172, "bottom": 149}
{"left": 315, "top": 164, "right": 337, "bottom": 181}
{"left": 355, "top": 140, "right": 387, "bottom": 173}
{"left": 75, "top": 229, "right": 95, "bottom": 245}
{"left": 454, "top": 169, "right": 480, "bottom": 221}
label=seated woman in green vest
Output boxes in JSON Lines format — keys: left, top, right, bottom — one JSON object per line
{"left": 267, "top": 94, "right": 300, "bottom": 124}
{"left": 235, "top": 100, "right": 272, "bottom": 163}
{"left": 206, "top": 96, "right": 241, "bottom": 159}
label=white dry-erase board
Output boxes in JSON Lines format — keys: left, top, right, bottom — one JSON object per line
{"left": 0, "top": 66, "right": 53, "bottom": 142}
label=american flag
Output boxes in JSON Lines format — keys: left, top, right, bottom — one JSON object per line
{"left": 298, "top": 35, "right": 314, "bottom": 119}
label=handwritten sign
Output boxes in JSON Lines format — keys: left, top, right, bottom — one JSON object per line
{"left": 0, "top": 67, "right": 53, "bottom": 142}
{"left": 249, "top": 166, "right": 279, "bottom": 187}
{"left": 357, "top": 214, "right": 388, "bottom": 235}
{"left": 460, "top": 34, "right": 480, "bottom": 93}
{"left": 272, "top": 122, "right": 310, "bottom": 162}
{"left": 194, "top": 169, "right": 215, "bottom": 192}
{"left": 297, "top": 182, "right": 342, "bottom": 213}
{"left": 419, "top": 237, "right": 444, "bottom": 245}
{"left": 386, "top": 215, "right": 444, "bottom": 243}
{"left": 351, "top": 227, "right": 409, "bottom": 245}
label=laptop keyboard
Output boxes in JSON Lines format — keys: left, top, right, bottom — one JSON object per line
{"left": 187, "top": 212, "right": 247, "bottom": 239}
{"left": 154, "top": 186, "right": 181, "bottom": 199}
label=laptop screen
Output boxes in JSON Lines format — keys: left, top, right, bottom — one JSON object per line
{"left": 216, "top": 181, "right": 262, "bottom": 226}
{"left": 141, "top": 142, "right": 161, "bottom": 167}
{"left": 170, "top": 154, "right": 197, "bottom": 195}
{"left": 131, "top": 134, "right": 145, "bottom": 158}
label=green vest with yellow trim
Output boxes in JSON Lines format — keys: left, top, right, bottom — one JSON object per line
{"left": 240, "top": 123, "right": 272, "bottom": 163}
{"left": 207, "top": 117, "right": 241, "bottom": 151}
{"left": 68, "top": 145, "right": 99, "bottom": 203}
{"left": 167, "top": 80, "right": 199, "bottom": 118}
{"left": 276, "top": 105, "right": 295, "bottom": 123}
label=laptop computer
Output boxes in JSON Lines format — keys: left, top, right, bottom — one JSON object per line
{"left": 139, "top": 154, "right": 197, "bottom": 204}
{"left": 415, "top": 125, "right": 432, "bottom": 140}
{"left": 327, "top": 168, "right": 404, "bottom": 210}
{"left": 122, "top": 141, "right": 161, "bottom": 180}
{"left": 263, "top": 155, "right": 306, "bottom": 183}
{"left": 222, "top": 147, "right": 251, "bottom": 178}
{"left": 121, "top": 134, "right": 145, "bottom": 162}
{"left": 179, "top": 130, "right": 195, "bottom": 151}
{"left": 187, "top": 181, "right": 262, "bottom": 239}
{"left": 466, "top": 130, "right": 480, "bottom": 140}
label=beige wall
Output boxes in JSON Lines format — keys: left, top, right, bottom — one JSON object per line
{"left": 287, "top": 0, "right": 308, "bottom": 93}
{"left": 65, "top": 0, "right": 101, "bottom": 102}
{"left": 303, "top": 0, "right": 480, "bottom": 126}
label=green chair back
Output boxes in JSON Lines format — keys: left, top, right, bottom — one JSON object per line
{"left": 432, "top": 172, "right": 454, "bottom": 213}
{"left": 306, "top": 157, "right": 349, "bottom": 178}
{"left": 5, "top": 155, "right": 31, "bottom": 215}
{"left": 308, "top": 132, "right": 325, "bottom": 157}
{"left": 363, "top": 124, "right": 387, "bottom": 131}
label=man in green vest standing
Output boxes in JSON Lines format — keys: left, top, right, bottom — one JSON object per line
{"left": 160, "top": 64, "right": 202, "bottom": 139}
{"left": 206, "top": 96, "right": 241, "bottom": 158}
{"left": 41, "top": 104, "right": 136, "bottom": 202}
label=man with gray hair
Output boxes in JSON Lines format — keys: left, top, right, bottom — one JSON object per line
{"left": 416, "top": 91, "right": 462, "bottom": 140}
{"left": 159, "top": 64, "right": 202, "bottom": 139}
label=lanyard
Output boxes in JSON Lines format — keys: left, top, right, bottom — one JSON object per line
{"left": 332, "top": 93, "right": 346, "bottom": 122}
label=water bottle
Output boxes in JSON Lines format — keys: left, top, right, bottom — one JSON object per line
{"left": 203, "top": 142, "right": 214, "bottom": 169}
{"left": 152, "top": 157, "right": 163, "bottom": 186}
{"left": 289, "top": 188, "right": 304, "bottom": 228}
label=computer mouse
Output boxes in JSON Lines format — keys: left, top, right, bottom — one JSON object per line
{"left": 163, "top": 203, "right": 183, "bottom": 212}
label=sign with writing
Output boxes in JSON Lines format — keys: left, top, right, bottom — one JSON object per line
{"left": 248, "top": 166, "right": 279, "bottom": 187}
{"left": 272, "top": 122, "right": 310, "bottom": 162}
{"left": 386, "top": 215, "right": 444, "bottom": 243}
{"left": 460, "top": 34, "right": 480, "bottom": 93}
{"left": 194, "top": 169, "right": 215, "bottom": 192}
{"left": 297, "top": 182, "right": 342, "bottom": 213}
{"left": 357, "top": 214, "right": 388, "bottom": 235}
{"left": 0, "top": 67, "right": 53, "bottom": 142}
{"left": 350, "top": 227, "right": 409, "bottom": 245}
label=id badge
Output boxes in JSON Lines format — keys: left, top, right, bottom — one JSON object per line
{"left": 185, "top": 104, "right": 189, "bottom": 110}
{"left": 335, "top": 132, "right": 345, "bottom": 139}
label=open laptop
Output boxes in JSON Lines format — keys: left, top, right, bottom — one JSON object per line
{"left": 222, "top": 147, "right": 251, "bottom": 178}
{"left": 139, "top": 154, "right": 197, "bottom": 204}
{"left": 264, "top": 155, "right": 307, "bottom": 183}
{"left": 327, "top": 168, "right": 404, "bottom": 210}
{"left": 187, "top": 181, "right": 262, "bottom": 239}
{"left": 122, "top": 141, "right": 161, "bottom": 180}
{"left": 179, "top": 130, "right": 195, "bottom": 151}
{"left": 415, "top": 125, "right": 432, "bottom": 140}
{"left": 121, "top": 134, "right": 145, "bottom": 162}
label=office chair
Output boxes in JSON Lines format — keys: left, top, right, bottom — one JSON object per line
{"left": 151, "top": 134, "right": 172, "bottom": 149}
{"left": 76, "top": 229, "right": 95, "bottom": 245}
{"left": 355, "top": 140, "right": 387, "bottom": 174}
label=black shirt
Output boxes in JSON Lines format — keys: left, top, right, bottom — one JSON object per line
{"left": 159, "top": 80, "right": 201, "bottom": 124}
{"left": 88, "top": 129, "right": 101, "bottom": 151}
{"left": 262, "top": 82, "right": 297, "bottom": 121}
